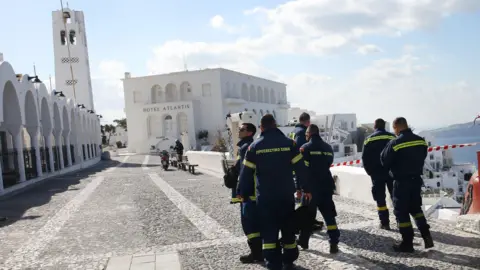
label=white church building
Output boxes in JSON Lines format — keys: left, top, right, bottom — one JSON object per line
{"left": 0, "top": 7, "right": 101, "bottom": 196}
{"left": 122, "top": 68, "right": 290, "bottom": 153}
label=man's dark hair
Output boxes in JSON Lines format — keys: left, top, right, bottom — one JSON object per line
{"left": 299, "top": 112, "right": 310, "bottom": 122}
{"left": 393, "top": 117, "right": 408, "bottom": 128}
{"left": 242, "top": 123, "right": 257, "bottom": 135}
{"left": 307, "top": 124, "right": 319, "bottom": 135}
{"left": 374, "top": 118, "right": 386, "bottom": 130}
{"left": 260, "top": 114, "right": 276, "bottom": 129}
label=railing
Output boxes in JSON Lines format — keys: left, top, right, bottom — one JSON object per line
{"left": 52, "top": 146, "right": 60, "bottom": 171}
{"left": 1, "top": 149, "right": 20, "bottom": 188}
{"left": 70, "top": 144, "right": 75, "bottom": 164}
{"left": 62, "top": 145, "right": 68, "bottom": 167}
{"left": 23, "top": 147, "right": 38, "bottom": 180}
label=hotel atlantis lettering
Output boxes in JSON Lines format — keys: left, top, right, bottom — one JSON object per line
{"left": 143, "top": 104, "right": 190, "bottom": 113}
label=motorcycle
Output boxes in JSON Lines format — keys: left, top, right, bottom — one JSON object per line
{"left": 160, "top": 150, "right": 169, "bottom": 170}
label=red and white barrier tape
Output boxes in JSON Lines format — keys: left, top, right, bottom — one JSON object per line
{"left": 330, "top": 142, "right": 478, "bottom": 167}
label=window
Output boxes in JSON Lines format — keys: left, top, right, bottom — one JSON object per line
{"left": 69, "top": 30, "right": 77, "bottom": 45}
{"left": 333, "top": 144, "right": 339, "bottom": 152}
{"left": 428, "top": 141, "right": 432, "bottom": 146}
{"left": 133, "top": 91, "right": 142, "bottom": 103}
{"left": 60, "top": 30, "right": 66, "bottom": 45}
{"left": 202, "top": 83, "right": 211, "bottom": 97}
{"left": 430, "top": 154, "right": 434, "bottom": 160}
{"left": 351, "top": 122, "right": 354, "bottom": 129}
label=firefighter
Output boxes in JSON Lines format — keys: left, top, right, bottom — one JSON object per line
{"left": 238, "top": 114, "right": 311, "bottom": 270}
{"left": 230, "top": 123, "right": 263, "bottom": 263}
{"left": 289, "top": 112, "right": 324, "bottom": 231}
{"left": 361, "top": 118, "right": 396, "bottom": 230}
{"left": 297, "top": 124, "right": 339, "bottom": 253}
{"left": 380, "top": 117, "right": 434, "bottom": 252}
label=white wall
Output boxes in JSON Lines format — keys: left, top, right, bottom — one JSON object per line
{"left": 52, "top": 8, "right": 95, "bottom": 111}
{"left": 220, "top": 69, "right": 289, "bottom": 126}
{"left": 123, "top": 68, "right": 290, "bottom": 153}
{"left": 109, "top": 126, "right": 128, "bottom": 146}
{"left": 313, "top": 113, "right": 357, "bottom": 132}
{"left": 0, "top": 57, "right": 101, "bottom": 195}
{"left": 288, "top": 107, "right": 317, "bottom": 123}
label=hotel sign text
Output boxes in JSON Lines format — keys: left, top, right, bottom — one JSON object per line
{"left": 143, "top": 104, "right": 190, "bottom": 113}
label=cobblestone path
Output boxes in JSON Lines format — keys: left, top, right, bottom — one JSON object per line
{"left": 1, "top": 154, "right": 479, "bottom": 270}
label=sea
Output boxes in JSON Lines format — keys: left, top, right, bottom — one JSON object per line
{"left": 434, "top": 135, "right": 480, "bottom": 167}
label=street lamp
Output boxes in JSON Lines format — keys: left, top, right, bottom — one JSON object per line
{"left": 97, "top": 115, "right": 103, "bottom": 119}
{"left": 27, "top": 75, "right": 42, "bottom": 83}
{"left": 77, "top": 104, "right": 85, "bottom": 109}
{"left": 53, "top": 90, "right": 65, "bottom": 98}
{"left": 87, "top": 110, "right": 95, "bottom": 114}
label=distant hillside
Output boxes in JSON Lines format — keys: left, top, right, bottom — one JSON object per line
{"left": 420, "top": 121, "right": 480, "bottom": 138}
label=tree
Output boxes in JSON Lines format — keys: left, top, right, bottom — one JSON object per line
{"left": 104, "top": 124, "right": 116, "bottom": 145}
{"left": 113, "top": 118, "right": 127, "bottom": 131}
{"left": 211, "top": 129, "right": 227, "bottom": 152}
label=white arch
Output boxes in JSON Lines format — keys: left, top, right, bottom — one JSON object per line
{"left": 179, "top": 81, "right": 192, "bottom": 101}
{"left": 151, "top": 84, "right": 163, "bottom": 103}
{"left": 249, "top": 85, "right": 256, "bottom": 102}
{"left": 241, "top": 83, "right": 249, "bottom": 100}
{"left": 165, "top": 83, "right": 178, "bottom": 102}
{"left": 256, "top": 86, "right": 263, "bottom": 103}
{"left": 263, "top": 88, "right": 269, "bottom": 103}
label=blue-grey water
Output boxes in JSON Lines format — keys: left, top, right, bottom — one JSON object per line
{"left": 434, "top": 136, "right": 480, "bottom": 167}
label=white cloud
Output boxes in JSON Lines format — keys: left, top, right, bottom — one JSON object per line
{"left": 91, "top": 60, "right": 126, "bottom": 124}
{"left": 210, "top": 15, "right": 224, "bottom": 28}
{"left": 357, "top": 44, "right": 382, "bottom": 55}
{"left": 143, "top": 0, "right": 480, "bottom": 127}
{"left": 209, "top": 15, "right": 240, "bottom": 34}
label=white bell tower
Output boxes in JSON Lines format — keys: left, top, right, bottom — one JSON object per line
{"left": 52, "top": 7, "right": 95, "bottom": 111}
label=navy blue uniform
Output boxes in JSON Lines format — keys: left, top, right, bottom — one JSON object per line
{"left": 239, "top": 128, "right": 309, "bottom": 270}
{"left": 289, "top": 124, "right": 308, "bottom": 147}
{"left": 231, "top": 137, "right": 262, "bottom": 260}
{"left": 380, "top": 128, "right": 430, "bottom": 245}
{"left": 299, "top": 135, "right": 339, "bottom": 245}
{"left": 362, "top": 129, "right": 396, "bottom": 226}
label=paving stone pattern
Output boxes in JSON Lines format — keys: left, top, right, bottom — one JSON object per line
{"left": 0, "top": 154, "right": 479, "bottom": 270}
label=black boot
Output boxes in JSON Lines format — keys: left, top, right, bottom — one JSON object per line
{"left": 240, "top": 239, "right": 263, "bottom": 264}
{"left": 283, "top": 263, "right": 295, "bottom": 270}
{"left": 379, "top": 223, "right": 391, "bottom": 230}
{"left": 329, "top": 243, "right": 339, "bottom": 254}
{"left": 420, "top": 230, "right": 434, "bottom": 249}
{"left": 392, "top": 241, "right": 414, "bottom": 253}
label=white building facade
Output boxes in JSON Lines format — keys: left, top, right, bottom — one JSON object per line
{"left": 0, "top": 55, "right": 101, "bottom": 196}
{"left": 122, "top": 68, "right": 289, "bottom": 153}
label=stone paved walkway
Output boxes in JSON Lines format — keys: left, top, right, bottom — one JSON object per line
{"left": 0, "top": 154, "right": 479, "bottom": 270}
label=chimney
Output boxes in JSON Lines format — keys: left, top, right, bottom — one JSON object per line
{"left": 124, "top": 72, "right": 131, "bottom": 79}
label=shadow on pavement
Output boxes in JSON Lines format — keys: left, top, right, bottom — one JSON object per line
{"left": 340, "top": 229, "right": 480, "bottom": 268}
{"left": 0, "top": 159, "right": 119, "bottom": 228}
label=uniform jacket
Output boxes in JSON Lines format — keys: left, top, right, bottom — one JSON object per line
{"left": 380, "top": 128, "right": 428, "bottom": 181}
{"left": 231, "top": 136, "right": 254, "bottom": 203}
{"left": 289, "top": 124, "right": 308, "bottom": 147}
{"left": 361, "top": 129, "right": 396, "bottom": 176}
{"left": 174, "top": 142, "right": 184, "bottom": 153}
{"left": 300, "top": 135, "right": 335, "bottom": 194}
{"left": 239, "top": 128, "right": 310, "bottom": 202}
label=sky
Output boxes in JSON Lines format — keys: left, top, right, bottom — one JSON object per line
{"left": 1, "top": 0, "right": 479, "bottom": 130}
